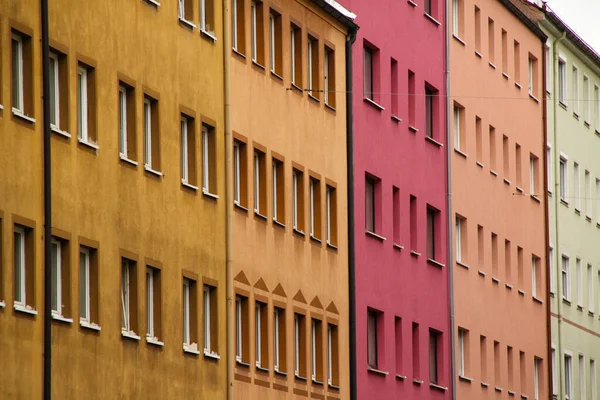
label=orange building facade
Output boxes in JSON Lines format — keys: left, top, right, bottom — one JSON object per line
{"left": 449, "top": 0, "right": 549, "bottom": 399}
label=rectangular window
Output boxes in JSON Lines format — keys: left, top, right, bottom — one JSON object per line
{"left": 290, "top": 23, "right": 302, "bottom": 87}
{"left": 530, "top": 154, "right": 539, "bottom": 196}
{"left": 294, "top": 313, "right": 307, "bottom": 377}
{"left": 324, "top": 46, "right": 336, "bottom": 107}
{"left": 558, "top": 58, "right": 567, "bottom": 104}
{"left": 560, "top": 156, "right": 568, "bottom": 202}
{"left": 77, "top": 63, "right": 96, "bottom": 144}
{"left": 478, "top": 225, "right": 484, "bottom": 268}
{"left": 200, "top": 0, "right": 215, "bottom": 35}
{"left": 546, "top": 144, "right": 551, "bottom": 191}
{"left": 505, "top": 240, "right": 512, "bottom": 282}
{"left": 475, "top": 116, "right": 482, "bottom": 162}
{"left": 309, "top": 177, "right": 322, "bottom": 240}
{"left": 532, "top": 255, "right": 540, "bottom": 298}
{"left": 516, "top": 143, "right": 523, "bottom": 188}
{"left": 546, "top": 44, "right": 551, "bottom": 93}
{"left": 576, "top": 258, "right": 583, "bottom": 307}
{"left": 203, "top": 285, "right": 217, "bottom": 354}
{"left": 181, "top": 114, "right": 197, "bottom": 188}
{"left": 413, "top": 323, "right": 420, "bottom": 379}
{"left": 502, "top": 29, "right": 508, "bottom": 74}
{"left": 508, "top": 346, "right": 514, "bottom": 390}
{"left": 328, "top": 324, "right": 339, "bottom": 386}
{"left": 585, "top": 170, "right": 591, "bottom": 218}
{"left": 51, "top": 237, "right": 70, "bottom": 319}
{"left": 308, "top": 35, "right": 319, "bottom": 99}
{"left": 584, "top": 76, "right": 590, "bottom": 122}
{"left": 488, "top": 18, "right": 495, "bottom": 64}
{"left": 326, "top": 185, "right": 337, "bottom": 247}
{"left": 408, "top": 70, "right": 416, "bottom": 126}
{"left": 410, "top": 195, "right": 418, "bottom": 251}
{"left": 274, "top": 307, "right": 286, "bottom": 372}
{"left": 494, "top": 341, "right": 500, "bottom": 386}
{"left": 429, "top": 330, "right": 440, "bottom": 385}
{"left": 255, "top": 301, "right": 268, "bottom": 368}
{"left": 425, "top": 85, "right": 438, "bottom": 139}
{"left": 178, "top": 0, "right": 193, "bottom": 22}
{"left": 520, "top": 351, "right": 526, "bottom": 392}
{"left": 232, "top": 0, "right": 246, "bottom": 54}
{"left": 367, "top": 309, "right": 379, "bottom": 369}
{"left": 311, "top": 318, "right": 323, "bottom": 382}
{"left": 458, "top": 328, "right": 468, "bottom": 377}
{"left": 233, "top": 140, "right": 247, "bottom": 207}
{"left": 395, "top": 317, "right": 403, "bottom": 373}
{"left": 595, "top": 85, "right": 600, "bottom": 129}
{"left": 250, "top": 1, "right": 264, "bottom": 65}
{"left": 118, "top": 82, "right": 136, "bottom": 161}
{"left": 572, "top": 66, "right": 580, "bottom": 114}
{"left": 48, "top": 51, "right": 68, "bottom": 132}
{"left": 202, "top": 124, "right": 217, "bottom": 196}
{"left": 562, "top": 255, "right": 570, "bottom": 300}
{"left": 574, "top": 162, "right": 580, "bottom": 210}
{"left": 272, "top": 158, "right": 284, "bottom": 224}
{"left": 480, "top": 335, "right": 487, "bottom": 381}
{"left": 393, "top": 187, "right": 401, "bottom": 244}
{"left": 591, "top": 359, "right": 597, "bottom": 400}
{"left": 565, "top": 354, "right": 573, "bottom": 399}
{"left": 518, "top": 246, "right": 524, "bottom": 287}
{"left": 454, "top": 103, "right": 464, "bottom": 151}
{"left": 11, "top": 31, "right": 33, "bottom": 117}
{"left": 253, "top": 149, "right": 266, "bottom": 215}
{"left": 13, "top": 225, "right": 34, "bottom": 310}
{"left": 121, "top": 258, "right": 138, "bottom": 336}
{"left": 491, "top": 232, "right": 498, "bottom": 275}
{"left": 579, "top": 354, "right": 586, "bottom": 400}
{"left": 552, "top": 348, "right": 557, "bottom": 395}
{"left": 588, "top": 264, "right": 594, "bottom": 313}
{"left": 390, "top": 58, "right": 399, "bottom": 118}
{"left": 364, "top": 47, "right": 373, "bottom": 101}
{"left": 269, "top": 10, "right": 282, "bottom": 76}
{"left": 597, "top": 179, "right": 600, "bottom": 223}
{"left": 503, "top": 135, "right": 509, "bottom": 178}
{"left": 489, "top": 125, "right": 497, "bottom": 171}
{"left": 293, "top": 168, "right": 305, "bottom": 233}
{"left": 143, "top": 95, "right": 160, "bottom": 172}
{"left": 146, "top": 267, "right": 161, "bottom": 342}
{"left": 236, "top": 295, "right": 249, "bottom": 363}
{"left": 528, "top": 55, "right": 538, "bottom": 96}
{"left": 455, "top": 216, "right": 464, "bottom": 264}
{"left": 474, "top": 6, "right": 481, "bottom": 52}
{"left": 534, "top": 357, "right": 541, "bottom": 400}
{"left": 183, "top": 278, "right": 198, "bottom": 351}
{"left": 550, "top": 247, "right": 555, "bottom": 294}
{"left": 427, "top": 207, "right": 440, "bottom": 260}
{"left": 452, "top": 0, "right": 462, "bottom": 37}
{"left": 365, "top": 176, "right": 376, "bottom": 234}
{"left": 79, "top": 246, "right": 99, "bottom": 326}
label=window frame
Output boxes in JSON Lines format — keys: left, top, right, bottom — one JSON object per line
{"left": 49, "top": 52, "right": 60, "bottom": 128}
{"left": 562, "top": 254, "right": 570, "bottom": 301}
{"left": 13, "top": 226, "right": 26, "bottom": 307}
{"left": 79, "top": 247, "right": 91, "bottom": 323}
{"left": 11, "top": 33, "right": 24, "bottom": 113}
{"left": 77, "top": 66, "right": 89, "bottom": 142}
{"left": 203, "top": 285, "right": 212, "bottom": 353}
{"left": 183, "top": 278, "right": 192, "bottom": 346}
{"left": 367, "top": 309, "right": 379, "bottom": 369}
{"left": 50, "top": 238, "right": 62, "bottom": 316}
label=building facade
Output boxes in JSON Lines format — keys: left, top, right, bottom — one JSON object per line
{"left": 449, "top": 0, "right": 549, "bottom": 399}
{"left": 229, "top": 0, "right": 355, "bottom": 399}
{"left": 542, "top": 9, "right": 600, "bottom": 400}
{"left": 339, "top": 0, "right": 451, "bottom": 398}
{"left": 0, "top": 0, "right": 227, "bottom": 398}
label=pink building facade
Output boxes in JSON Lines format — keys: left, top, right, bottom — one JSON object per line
{"left": 339, "top": 0, "right": 451, "bottom": 399}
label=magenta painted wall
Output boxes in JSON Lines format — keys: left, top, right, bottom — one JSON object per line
{"left": 339, "top": 0, "right": 451, "bottom": 398}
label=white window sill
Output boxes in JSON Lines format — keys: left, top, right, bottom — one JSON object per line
{"left": 530, "top": 194, "right": 541, "bottom": 203}
{"left": 144, "top": 165, "right": 163, "bottom": 177}
{"left": 312, "top": 378, "right": 324, "bottom": 385}
{"left": 326, "top": 242, "right": 338, "bottom": 250}
{"left": 430, "top": 383, "right": 448, "bottom": 391}
{"left": 490, "top": 170, "right": 498, "bottom": 177}
{"left": 478, "top": 270, "right": 486, "bottom": 277}
{"left": 395, "top": 374, "right": 407, "bottom": 380}
{"left": 80, "top": 319, "right": 102, "bottom": 331}
{"left": 204, "top": 349, "right": 221, "bottom": 360}
{"left": 413, "top": 379, "right": 424, "bottom": 385}
{"left": 295, "top": 373, "right": 308, "bottom": 381}
{"left": 410, "top": 250, "right": 421, "bottom": 257}
{"left": 253, "top": 60, "right": 267, "bottom": 71}
{"left": 454, "top": 148, "right": 468, "bottom": 158}
{"left": 119, "top": 154, "right": 139, "bottom": 166}
{"left": 452, "top": 34, "right": 466, "bottom": 46}
{"left": 0, "top": 104, "right": 3, "bottom": 110}
{"left": 489, "top": 62, "right": 497, "bottom": 69}
{"left": 476, "top": 161, "right": 484, "bottom": 168}
{"left": 12, "top": 108, "right": 36, "bottom": 123}
{"left": 78, "top": 138, "right": 99, "bottom": 150}
{"left": 508, "top": 390, "right": 516, "bottom": 396}
{"left": 179, "top": 17, "right": 196, "bottom": 30}
{"left": 456, "top": 260, "right": 470, "bottom": 269}
{"left": 202, "top": 189, "right": 219, "bottom": 200}
{"left": 254, "top": 210, "right": 268, "bottom": 220}
{"left": 518, "top": 289, "right": 526, "bottom": 296}
{"left": 274, "top": 219, "right": 286, "bottom": 229}
{"left": 51, "top": 125, "right": 71, "bottom": 138}
{"left": 391, "top": 114, "right": 402, "bottom": 123}
{"left": 407, "top": 0, "right": 417, "bottom": 6}
{"left": 121, "top": 329, "right": 141, "bottom": 341}
{"left": 325, "top": 103, "right": 336, "bottom": 112}
{"left": 183, "top": 343, "right": 201, "bottom": 355}
{"left": 328, "top": 383, "right": 340, "bottom": 389}
{"left": 236, "top": 359, "right": 251, "bottom": 367}
{"left": 532, "top": 296, "right": 543, "bottom": 304}
{"left": 425, "top": 136, "right": 443, "bottom": 147}
{"left": 475, "top": 50, "right": 483, "bottom": 58}
{"left": 409, "top": 125, "right": 419, "bottom": 133}
{"left": 363, "top": 97, "right": 385, "bottom": 111}
{"left": 458, "top": 375, "right": 472, "bottom": 382}
{"left": 502, "top": 72, "right": 510, "bottom": 80}
{"left": 481, "top": 382, "right": 489, "bottom": 388}
{"left": 515, "top": 82, "right": 523, "bottom": 90}
{"left": 393, "top": 243, "right": 404, "bottom": 251}
{"left": 503, "top": 178, "right": 511, "bottom": 185}
{"left": 492, "top": 277, "right": 500, "bottom": 284}
{"left": 495, "top": 386, "right": 503, "bottom": 392}
{"left": 182, "top": 180, "right": 199, "bottom": 191}
{"left": 516, "top": 186, "right": 524, "bottom": 193}
{"left": 234, "top": 202, "right": 248, "bottom": 212}
{"left": 146, "top": 336, "right": 164, "bottom": 346}
{"left": 200, "top": 29, "right": 217, "bottom": 41}
{"left": 144, "top": 0, "right": 161, "bottom": 6}
{"left": 293, "top": 228, "right": 305, "bottom": 236}
{"left": 427, "top": 258, "right": 445, "bottom": 268}
{"left": 520, "top": 395, "right": 528, "bottom": 399}
{"left": 529, "top": 94, "right": 540, "bottom": 103}
{"left": 51, "top": 313, "right": 73, "bottom": 323}
{"left": 310, "top": 234, "right": 322, "bottom": 244}
{"left": 274, "top": 369, "right": 287, "bottom": 377}
{"left": 14, "top": 303, "right": 38, "bottom": 315}
{"left": 366, "top": 230, "right": 386, "bottom": 241}
{"left": 367, "top": 367, "right": 389, "bottom": 376}
{"left": 424, "top": 13, "right": 441, "bottom": 26}
{"left": 505, "top": 283, "right": 513, "bottom": 290}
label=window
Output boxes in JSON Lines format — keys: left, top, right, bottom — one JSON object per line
{"left": 576, "top": 258, "right": 583, "bottom": 307}
{"left": 294, "top": 313, "right": 307, "bottom": 377}
{"left": 562, "top": 255, "right": 570, "bottom": 300}
{"left": 79, "top": 246, "right": 99, "bottom": 327}
{"left": 311, "top": 318, "right": 323, "bottom": 382}
{"left": 13, "top": 225, "right": 34, "bottom": 310}
{"left": 516, "top": 143, "right": 523, "bottom": 188}
{"left": 365, "top": 176, "right": 377, "bottom": 234}
{"left": 118, "top": 82, "right": 136, "bottom": 162}
{"left": 519, "top": 351, "right": 526, "bottom": 392}
{"left": 573, "top": 67, "right": 580, "bottom": 114}
{"left": 494, "top": 341, "right": 500, "bottom": 386}
{"left": 410, "top": 195, "right": 418, "bottom": 251}
{"left": 560, "top": 156, "right": 568, "bottom": 202}
{"left": 427, "top": 207, "right": 440, "bottom": 260}
{"left": 503, "top": 135, "right": 509, "bottom": 178}
{"left": 324, "top": 46, "right": 336, "bottom": 107}
{"left": 491, "top": 232, "right": 498, "bottom": 275}
{"left": 328, "top": 324, "right": 339, "bottom": 386}
{"left": 558, "top": 58, "right": 567, "bottom": 104}
{"left": 367, "top": 309, "right": 379, "bottom": 369}
{"left": 77, "top": 63, "right": 96, "bottom": 144}
{"left": 502, "top": 30, "right": 508, "bottom": 73}
{"left": 178, "top": 0, "right": 193, "bottom": 23}
{"left": 545, "top": 44, "right": 551, "bottom": 93}
{"left": 364, "top": 47, "right": 373, "bottom": 101}
{"left": 308, "top": 35, "right": 319, "bottom": 99}
{"left": 274, "top": 307, "right": 286, "bottom": 372}
{"left": 505, "top": 240, "right": 512, "bottom": 284}
{"left": 429, "top": 330, "right": 440, "bottom": 385}
{"left": 202, "top": 124, "right": 217, "bottom": 196}
{"left": 546, "top": 144, "right": 551, "bottom": 191}
{"left": 452, "top": 0, "right": 462, "bottom": 37}
{"left": 458, "top": 328, "right": 468, "bottom": 377}
{"left": 392, "top": 187, "right": 401, "bottom": 244}
{"left": 408, "top": 70, "right": 416, "bottom": 126}
{"left": 584, "top": 75, "right": 590, "bottom": 122}
{"left": 508, "top": 346, "right": 514, "bottom": 391}
{"left": 11, "top": 31, "right": 33, "bottom": 118}
{"left": 453, "top": 103, "right": 464, "bottom": 151}
{"left": 203, "top": 285, "right": 217, "bottom": 355}
{"left": 425, "top": 85, "right": 438, "bottom": 139}
{"left": 595, "top": 85, "right": 600, "bottom": 129}
{"left": 51, "top": 237, "right": 70, "bottom": 319}
{"left": 146, "top": 267, "right": 161, "bottom": 343}
{"left": 250, "top": 1, "right": 264, "bottom": 64}
{"left": 514, "top": 40, "right": 521, "bottom": 83}
{"left": 597, "top": 179, "right": 600, "bottom": 223}
{"left": 200, "top": 0, "right": 215, "bottom": 35}
{"left": 290, "top": 24, "right": 302, "bottom": 87}
{"left": 181, "top": 114, "right": 197, "bottom": 188}
{"left": 585, "top": 170, "right": 591, "bottom": 218}
{"left": 143, "top": 95, "right": 160, "bottom": 173}
{"left": 309, "top": 177, "right": 322, "bottom": 240}
{"left": 455, "top": 216, "right": 464, "bottom": 264}
{"left": 413, "top": 323, "right": 421, "bottom": 379}
{"left": 121, "top": 258, "right": 138, "bottom": 337}
{"left": 489, "top": 125, "right": 497, "bottom": 171}
{"left": 550, "top": 247, "right": 555, "bottom": 294}
{"left": 552, "top": 348, "right": 557, "bottom": 395}
{"left": 532, "top": 256, "right": 540, "bottom": 298}
{"left": 236, "top": 295, "right": 249, "bottom": 363}
{"left": 565, "top": 353, "right": 573, "bottom": 399}
{"left": 183, "top": 277, "right": 198, "bottom": 352}
{"left": 233, "top": 139, "right": 247, "bottom": 207}
{"left": 326, "top": 185, "right": 337, "bottom": 246}
{"left": 474, "top": 6, "right": 481, "bottom": 52}
{"left": 574, "top": 162, "right": 580, "bottom": 210}
{"left": 269, "top": 10, "right": 282, "bottom": 76}
{"left": 253, "top": 149, "right": 266, "bottom": 215}
{"left": 530, "top": 154, "right": 538, "bottom": 196}
{"left": 480, "top": 335, "right": 487, "bottom": 381}
{"left": 475, "top": 116, "right": 482, "bottom": 162}
{"left": 49, "top": 51, "right": 68, "bottom": 132}
{"left": 395, "top": 317, "right": 403, "bottom": 373}
{"left": 591, "top": 359, "right": 597, "bottom": 400}
{"left": 579, "top": 354, "right": 586, "bottom": 400}
{"left": 292, "top": 168, "right": 305, "bottom": 232}
{"left": 534, "top": 357, "right": 541, "bottom": 400}
{"left": 588, "top": 264, "right": 594, "bottom": 313}
{"left": 255, "top": 301, "right": 268, "bottom": 368}
{"left": 272, "top": 157, "right": 284, "bottom": 224}
{"left": 528, "top": 55, "right": 538, "bottom": 96}
{"left": 488, "top": 18, "right": 495, "bottom": 64}
{"left": 232, "top": 0, "right": 246, "bottom": 54}
{"left": 391, "top": 58, "right": 399, "bottom": 117}
{"left": 424, "top": 0, "right": 434, "bottom": 16}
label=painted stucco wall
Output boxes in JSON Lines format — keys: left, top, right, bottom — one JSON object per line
{"left": 450, "top": 0, "right": 548, "bottom": 399}
{"left": 339, "top": 0, "right": 451, "bottom": 399}
{"left": 0, "top": 0, "right": 226, "bottom": 398}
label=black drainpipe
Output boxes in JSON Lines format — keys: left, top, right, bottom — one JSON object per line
{"left": 41, "top": 0, "right": 52, "bottom": 398}
{"left": 346, "top": 27, "right": 357, "bottom": 400}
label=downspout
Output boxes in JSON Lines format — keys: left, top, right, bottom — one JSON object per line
{"left": 445, "top": 0, "right": 456, "bottom": 398}
{"left": 223, "top": 0, "right": 234, "bottom": 398}
{"left": 551, "top": 28, "right": 566, "bottom": 400}
{"left": 41, "top": 0, "right": 52, "bottom": 398}
{"left": 346, "top": 26, "right": 357, "bottom": 400}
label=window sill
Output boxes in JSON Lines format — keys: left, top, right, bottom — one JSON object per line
{"left": 232, "top": 48, "right": 246, "bottom": 60}
{"left": 234, "top": 202, "right": 249, "bottom": 212}
{"left": 589, "top": 311, "right": 595, "bottom": 317}
{"left": 410, "top": 250, "right": 421, "bottom": 257}
{"left": 254, "top": 210, "right": 268, "bottom": 220}
{"left": 0, "top": 104, "right": 3, "bottom": 110}
{"left": 474, "top": 50, "right": 483, "bottom": 58}
{"left": 529, "top": 93, "right": 540, "bottom": 103}
{"left": 452, "top": 34, "right": 466, "bottom": 46}
{"left": 14, "top": 303, "right": 38, "bottom": 315}
{"left": 293, "top": 228, "right": 306, "bottom": 237}
{"left": 596, "top": 129, "right": 600, "bottom": 136}
{"left": 413, "top": 379, "right": 424, "bottom": 385}
{"left": 597, "top": 222, "right": 600, "bottom": 229}
{"left": 312, "top": 378, "right": 324, "bottom": 385}
{"left": 424, "top": 13, "right": 441, "bottom": 26}
{"left": 119, "top": 154, "right": 139, "bottom": 167}
{"left": 478, "top": 270, "right": 486, "bottom": 277}
{"left": 395, "top": 374, "right": 407, "bottom": 380}
{"left": 183, "top": 344, "right": 201, "bottom": 355}
{"left": 308, "top": 93, "right": 321, "bottom": 103}
{"left": 144, "top": 0, "right": 161, "bottom": 6}
{"left": 489, "top": 62, "right": 497, "bottom": 69}
{"left": 80, "top": 319, "right": 102, "bottom": 331}
{"left": 427, "top": 258, "right": 445, "bottom": 268}
{"left": 0, "top": 300, "right": 5, "bottom": 308}
{"left": 532, "top": 296, "right": 543, "bottom": 304}
{"left": 476, "top": 161, "right": 484, "bottom": 168}
{"left": 295, "top": 374, "right": 308, "bottom": 381}
{"left": 516, "top": 186, "right": 524, "bottom": 193}
{"left": 454, "top": 148, "right": 468, "bottom": 158}
{"left": 520, "top": 395, "right": 528, "bottom": 399}
{"left": 562, "top": 297, "right": 571, "bottom": 306}
{"left": 558, "top": 101, "right": 568, "bottom": 110}
{"left": 560, "top": 199, "right": 569, "bottom": 207}
{"left": 518, "top": 289, "right": 526, "bottom": 296}
{"left": 144, "top": 165, "right": 163, "bottom": 177}
{"left": 78, "top": 138, "right": 99, "bottom": 150}
{"left": 367, "top": 367, "right": 389, "bottom": 376}
{"left": 325, "top": 103, "right": 336, "bottom": 112}
{"left": 252, "top": 60, "right": 266, "bottom": 71}
{"left": 51, "top": 313, "right": 73, "bottom": 323}
{"left": 366, "top": 230, "right": 386, "bottom": 241}
{"left": 458, "top": 375, "right": 472, "bottom": 383}
{"left": 456, "top": 260, "right": 470, "bottom": 269}
{"left": 408, "top": 125, "right": 419, "bottom": 133}
{"left": 200, "top": 29, "right": 217, "bottom": 42}
{"left": 273, "top": 219, "right": 286, "bottom": 229}
{"left": 586, "top": 215, "right": 592, "bottom": 222}
{"left": 274, "top": 369, "right": 287, "bottom": 377}
{"left": 505, "top": 283, "right": 513, "bottom": 290}
{"left": 326, "top": 242, "right": 338, "bottom": 250}
{"left": 495, "top": 387, "right": 503, "bottom": 392}
{"left": 204, "top": 350, "right": 221, "bottom": 360}
{"left": 573, "top": 112, "right": 580, "bottom": 120}
{"left": 391, "top": 114, "right": 402, "bottom": 123}
{"left": 328, "top": 383, "right": 340, "bottom": 390}
{"left": 492, "top": 277, "right": 500, "bottom": 284}
{"left": 508, "top": 390, "right": 516, "bottom": 396}
{"left": 515, "top": 82, "right": 522, "bottom": 90}
{"left": 502, "top": 72, "right": 510, "bottom": 80}
{"left": 393, "top": 243, "right": 404, "bottom": 251}
{"left": 146, "top": 336, "right": 164, "bottom": 346}
{"left": 503, "top": 178, "right": 511, "bottom": 185}
{"left": 51, "top": 125, "right": 71, "bottom": 138}
{"left": 310, "top": 234, "right": 322, "bottom": 244}
{"left": 530, "top": 194, "right": 541, "bottom": 203}
{"left": 407, "top": 0, "right": 417, "bottom": 6}
{"left": 290, "top": 83, "right": 303, "bottom": 93}
{"left": 481, "top": 382, "right": 489, "bottom": 388}
{"left": 12, "top": 108, "right": 36, "bottom": 123}
{"left": 430, "top": 383, "right": 448, "bottom": 391}
{"left": 202, "top": 189, "right": 219, "bottom": 200}
{"left": 577, "top": 304, "right": 583, "bottom": 311}
{"left": 425, "top": 136, "right": 443, "bottom": 147}
{"left": 574, "top": 208, "right": 581, "bottom": 216}
{"left": 363, "top": 97, "right": 385, "bottom": 111}
{"left": 236, "top": 359, "right": 251, "bottom": 368}
{"left": 490, "top": 170, "right": 498, "bottom": 177}
{"left": 122, "top": 330, "right": 141, "bottom": 341}
{"left": 179, "top": 17, "right": 196, "bottom": 30}
{"left": 181, "top": 180, "right": 199, "bottom": 191}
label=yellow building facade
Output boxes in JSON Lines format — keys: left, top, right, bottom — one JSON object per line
{"left": 0, "top": 0, "right": 227, "bottom": 398}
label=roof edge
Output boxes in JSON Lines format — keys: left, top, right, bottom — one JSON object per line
{"left": 498, "top": 0, "right": 547, "bottom": 41}
{"left": 310, "top": 0, "right": 358, "bottom": 31}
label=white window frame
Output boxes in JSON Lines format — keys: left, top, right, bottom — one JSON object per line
{"left": 80, "top": 248, "right": 91, "bottom": 323}
{"left": 51, "top": 239, "right": 62, "bottom": 316}
{"left": 202, "top": 125, "right": 210, "bottom": 193}
{"left": 364, "top": 47, "right": 373, "bottom": 100}
{"left": 597, "top": 179, "right": 600, "bottom": 224}
{"left": 119, "top": 85, "right": 128, "bottom": 158}
{"left": 532, "top": 256, "right": 538, "bottom": 297}
{"left": 588, "top": 264, "right": 594, "bottom": 313}
{"left": 290, "top": 27, "right": 296, "bottom": 85}
{"left": 255, "top": 302, "right": 262, "bottom": 367}
{"left": 272, "top": 160, "right": 278, "bottom": 221}
{"left": 293, "top": 170, "right": 299, "bottom": 230}
{"left": 269, "top": 12, "right": 275, "bottom": 73}
{"left": 552, "top": 347, "right": 557, "bottom": 396}
{"left": 558, "top": 57, "right": 567, "bottom": 104}
{"left": 585, "top": 170, "right": 591, "bottom": 218}
{"left": 49, "top": 52, "right": 60, "bottom": 128}
{"left": 579, "top": 354, "right": 586, "bottom": 400}
{"left": 452, "top": 0, "right": 459, "bottom": 36}
{"left": 534, "top": 357, "right": 540, "bottom": 400}
{"left": 11, "top": 34, "right": 24, "bottom": 113}
{"left": 547, "top": 143, "right": 552, "bottom": 193}
{"left": 562, "top": 255, "right": 570, "bottom": 301}
{"left": 146, "top": 268, "right": 155, "bottom": 338}
{"left": 576, "top": 258, "right": 583, "bottom": 307}
{"left": 595, "top": 84, "right": 600, "bottom": 129}
{"left": 584, "top": 75, "right": 590, "bottom": 122}
{"left": 183, "top": 278, "right": 191, "bottom": 346}
{"left": 178, "top": 0, "right": 185, "bottom": 19}
{"left": 458, "top": 328, "right": 465, "bottom": 376}
{"left": 14, "top": 226, "right": 26, "bottom": 307}
{"left": 326, "top": 186, "right": 332, "bottom": 245}
{"left": 203, "top": 285, "right": 211, "bottom": 352}
{"left": 324, "top": 49, "right": 330, "bottom": 105}
{"left": 250, "top": 1, "right": 257, "bottom": 62}
{"left": 232, "top": 0, "right": 238, "bottom": 50}
{"left": 550, "top": 246, "right": 555, "bottom": 294}
{"left": 121, "top": 260, "right": 131, "bottom": 332}
{"left": 200, "top": 0, "right": 213, "bottom": 34}
{"left": 311, "top": 319, "right": 317, "bottom": 381}
{"left": 327, "top": 324, "right": 333, "bottom": 385}
{"left": 77, "top": 67, "right": 89, "bottom": 142}
{"left": 308, "top": 38, "right": 314, "bottom": 95}
{"left": 274, "top": 308, "right": 280, "bottom": 371}
{"left": 181, "top": 116, "right": 189, "bottom": 184}
{"left": 565, "top": 353, "right": 573, "bottom": 400}
{"left": 254, "top": 152, "right": 260, "bottom": 213}
{"left": 573, "top": 65, "right": 579, "bottom": 115}
{"left": 530, "top": 155, "right": 536, "bottom": 195}
{"left": 591, "top": 359, "right": 597, "bottom": 400}
{"left": 144, "top": 98, "right": 152, "bottom": 169}
{"left": 574, "top": 162, "right": 580, "bottom": 210}
{"left": 560, "top": 155, "right": 568, "bottom": 202}
{"left": 294, "top": 314, "right": 300, "bottom": 376}
{"left": 233, "top": 142, "right": 241, "bottom": 205}
{"left": 456, "top": 216, "right": 462, "bottom": 263}
{"left": 545, "top": 43, "right": 551, "bottom": 94}
{"left": 236, "top": 296, "right": 242, "bottom": 361}
{"left": 309, "top": 179, "right": 315, "bottom": 237}
{"left": 454, "top": 105, "right": 461, "bottom": 151}
{"left": 528, "top": 56, "right": 534, "bottom": 95}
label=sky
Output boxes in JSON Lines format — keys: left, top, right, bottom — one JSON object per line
{"left": 543, "top": 0, "right": 600, "bottom": 54}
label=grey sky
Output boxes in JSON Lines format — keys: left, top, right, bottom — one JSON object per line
{"left": 543, "top": 0, "right": 600, "bottom": 54}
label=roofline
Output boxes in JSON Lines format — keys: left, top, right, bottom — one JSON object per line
{"left": 498, "top": 0, "right": 547, "bottom": 41}
{"left": 310, "top": 0, "right": 359, "bottom": 31}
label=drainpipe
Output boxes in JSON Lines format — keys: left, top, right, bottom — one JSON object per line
{"left": 223, "top": 0, "right": 233, "bottom": 398}
{"left": 445, "top": 0, "right": 456, "bottom": 398}
{"left": 551, "top": 27, "right": 566, "bottom": 400}
{"left": 346, "top": 26, "right": 357, "bottom": 400}
{"left": 41, "top": 0, "right": 53, "bottom": 398}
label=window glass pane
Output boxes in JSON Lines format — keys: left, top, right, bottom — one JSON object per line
{"left": 51, "top": 241, "right": 60, "bottom": 312}
{"left": 13, "top": 231, "right": 23, "bottom": 303}
{"left": 79, "top": 251, "right": 88, "bottom": 319}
